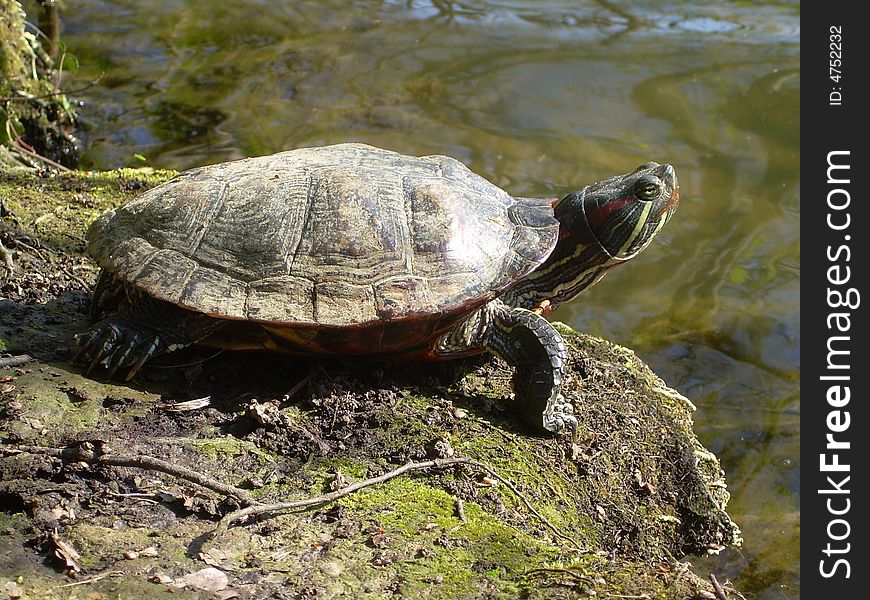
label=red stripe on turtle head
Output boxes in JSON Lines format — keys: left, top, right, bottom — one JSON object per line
{"left": 585, "top": 195, "right": 633, "bottom": 232}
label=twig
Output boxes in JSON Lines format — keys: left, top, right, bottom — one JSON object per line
{"left": 105, "top": 491, "right": 161, "bottom": 504}
{"left": 59, "top": 263, "right": 91, "bottom": 290}
{"left": 9, "top": 237, "right": 45, "bottom": 259}
{"left": 55, "top": 570, "right": 123, "bottom": 588}
{"left": 709, "top": 573, "right": 728, "bottom": 600}
{"left": 162, "top": 396, "right": 212, "bottom": 412}
{"left": 148, "top": 349, "right": 225, "bottom": 370}
{"left": 8, "top": 139, "right": 70, "bottom": 172}
{"left": 208, "top": 456, "right": 583, "bottom": 552}
{"left": 470, "top": 460, "right": 585, "bottom": 551}
{"left": 282, "top": 371, "right": 312, "bottom": 401}
{"left": 0, "top": 354, "right": 33, "bottom": 368}
{"left": 210, "top": 458, "right": 469, "bottom": 540}
{"left": 4, "top": 442, "right": 259, "bottom": 506}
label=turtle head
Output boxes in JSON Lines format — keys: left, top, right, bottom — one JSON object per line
{"left": 503, "top": 162, "right": 679, "bottom": 310}
{"left": 573, "top": 161, "right": 679, "bottom": 260}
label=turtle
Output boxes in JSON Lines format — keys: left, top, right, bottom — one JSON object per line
{"left": 74, "top": 143, "right": 679, "bottom": 433}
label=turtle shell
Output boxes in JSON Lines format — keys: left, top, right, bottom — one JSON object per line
{"left": 88, "top": 143, "right": 559, "bottom": 333}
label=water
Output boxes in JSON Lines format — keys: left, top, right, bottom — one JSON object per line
{"left": 26, "top": 1, "right": 800, "bottom": 596}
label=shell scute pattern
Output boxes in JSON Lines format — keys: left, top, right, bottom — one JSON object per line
{"left": 87, "top": 144, "right": 559, "bottom": 327}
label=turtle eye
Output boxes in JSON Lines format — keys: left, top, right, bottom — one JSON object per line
{"left": 635, "top": 179, "right": 661, "bottom": 201}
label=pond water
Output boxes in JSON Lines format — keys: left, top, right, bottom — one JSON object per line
{"left": 25, "top": 1, "right": 800, "bottom": 597}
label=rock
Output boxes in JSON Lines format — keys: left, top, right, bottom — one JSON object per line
{"left": 182, "top": 567, "right": 229, "bottom": 592}
{"left": 0, "top": 168, "right": 742, "bottom": 599}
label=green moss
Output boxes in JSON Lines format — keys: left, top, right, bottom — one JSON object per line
{"left": 0, "top": 168, "right": 176, "bottom": 253}
{"left": 70, "top": 522, "right": 194, "bottom": 565}
{"left": 0, "top": 511, "right": 29, "bottom": 531}
{"left": 180, "top": 436, "right": 277, "bottom": 463}
{"left": 1, "top": 366, "right": 158, "bottom": 445}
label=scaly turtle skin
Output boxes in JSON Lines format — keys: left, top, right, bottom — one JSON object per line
{"left": 74, "top": 143, "right": 679, "bottom": 433}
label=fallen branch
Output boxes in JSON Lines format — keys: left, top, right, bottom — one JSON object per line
{"left": 5, "top": 445, "right": 581, "bottom": 553}
{"left": 208, "top": 456, "right": 583, "bottom": 552}
{"left": 4, "top": 442, "right": 259, "bottom": 506}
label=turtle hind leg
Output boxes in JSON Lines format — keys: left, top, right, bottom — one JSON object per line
{"left": 73, "top": 287, "right": 224, "bottom": 380}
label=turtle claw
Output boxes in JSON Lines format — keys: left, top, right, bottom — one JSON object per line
{"left": 70, "top": 337, "right": 90, "bottom": 367}
{"left": 73, "top": 325, "right": 117, "bottom": 375}
{"left": 73, "top": 318, "right": 167, "bottom": 380}
{"left": 106, "top": 362, "right": 122, "bottom": 380}
{"left": 86, "top": 352, "right": 104, "bottom": 377}
{"left": 124, "top": 337, "right": 161, "bottom": 381}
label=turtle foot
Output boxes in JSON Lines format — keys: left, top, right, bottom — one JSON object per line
{"left": 73, "top": 318, "right": 168, "bottom": 380}
{"left": 542, "top": 393, "right": 577, "bottom": 434}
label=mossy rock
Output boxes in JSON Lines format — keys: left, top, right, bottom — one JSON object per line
{"left": 0, "top": 168, "right": 741, "bottom": 599}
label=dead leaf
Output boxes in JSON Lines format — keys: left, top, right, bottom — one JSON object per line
{"left": 50, "top": 531, "right": 82, "bottom": 573}
{"left": 61, "top": 386, "right": 91, "bottom": 402}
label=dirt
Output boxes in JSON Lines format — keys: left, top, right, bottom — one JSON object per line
{"left": 0, "top": 168, "right": 741, "bottom": 599}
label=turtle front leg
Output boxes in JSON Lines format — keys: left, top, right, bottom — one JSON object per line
{"left": 437, "top": 300, "right": 574, "bottom": 434}
{"left": 73, "top": 286, "right": 223, "bottom": 380}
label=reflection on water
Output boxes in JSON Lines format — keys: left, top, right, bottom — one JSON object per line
{"left": 26, "top": 1, "right": 800, "bottom": 597}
